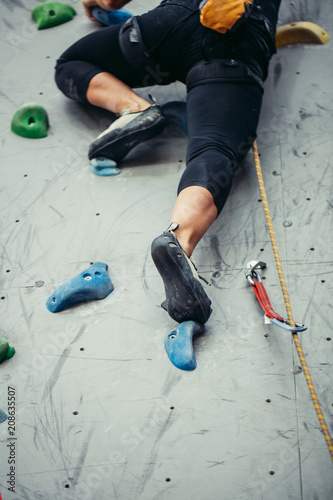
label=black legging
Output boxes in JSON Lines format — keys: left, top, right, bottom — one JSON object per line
{"left": 55, "top": 0, "right": 281, "bottom": 214}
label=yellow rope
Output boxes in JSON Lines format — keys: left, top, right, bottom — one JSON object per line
{"left": 252, "top": 140, "right": 333, "bottom": 463}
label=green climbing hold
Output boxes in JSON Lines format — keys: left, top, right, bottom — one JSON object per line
{"left": 11, "top": 103, "right": 49, "bottom": 139}
{"left": 32, "top": 2, "right": 76, "bottom": 30}
{"left": 0, "top": 336, "right": 15, "bottom": 364}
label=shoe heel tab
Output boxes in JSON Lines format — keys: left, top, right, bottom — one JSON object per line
{"left": 149, "top": 94, "right": 160, "bottom": 106}
{"left": 165, "top": 222, "right": 179, "bottom": 232}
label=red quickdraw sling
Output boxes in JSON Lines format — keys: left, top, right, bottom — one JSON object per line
{"left": 245, "top": 261, "right": 307, "bottom": 332}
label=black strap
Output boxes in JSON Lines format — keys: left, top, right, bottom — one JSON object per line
{"left": 119, "top": 17, "right": 156, "bottom": 68}
{"left": 186, "top": 59, "right": 264, "bottom": 92}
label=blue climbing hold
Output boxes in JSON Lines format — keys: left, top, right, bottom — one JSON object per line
{"left": 0, "top": 409, "right": 7, "bottom": 424}
{"left": 164, "top": 321, "right": 204, "bottom": 371}
{"left": 90, "top": 157, "right": 120, "bottom": 177}
{"left": 90, "top": 6, "right": 132, "bottom": 26}
{"left": 162, "top": 101, "right": 187, "bottom": 133}
{"left": 46, "top": 262, "right": 114, "bottom": 312}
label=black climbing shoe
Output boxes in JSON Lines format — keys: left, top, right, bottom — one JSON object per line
{"left": 151, "top": 231, "right": 212, "bottom": 324}
{"left": 88, "top": 101, "right": 166, "bottom": 162}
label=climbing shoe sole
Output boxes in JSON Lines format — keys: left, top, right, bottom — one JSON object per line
{"left": 151, "top": 232, "right": 212, "bottom": 324}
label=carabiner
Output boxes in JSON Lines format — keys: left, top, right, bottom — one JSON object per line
{"left": 269, "top": 318, "right": 307, "bottom": 332}
{"left": 245, "top": 260, "right": 266, "bottom": 285}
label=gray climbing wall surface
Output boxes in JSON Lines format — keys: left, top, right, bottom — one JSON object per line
{"left": 0, "top": 0, "right": 332, "bottom": 499}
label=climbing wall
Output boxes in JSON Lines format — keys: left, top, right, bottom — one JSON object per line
{"left": 0, "top": 1, "right": 332, "bottom": 499}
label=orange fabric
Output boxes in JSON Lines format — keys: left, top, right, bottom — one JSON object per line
{"left": 200, "top": 0, "right": 253, "bottom": 34}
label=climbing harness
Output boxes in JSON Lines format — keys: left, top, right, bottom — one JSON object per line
{"left": 251, "top": 140, "right": 333, "bottom": 463}
{"left": 245, "top": 260, "right": 307, "bottom": 332}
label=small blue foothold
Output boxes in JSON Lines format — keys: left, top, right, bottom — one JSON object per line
{"left": 0, "top": 409, "right": 7, "bottom": 424}
{"left": 46, "top": 262, "right": 114, "bottom": 312}
{"left": 90, "top": 6, "right": 132, "bottom": 26}
{"left": 162, "top": 101, "right": 187, "bottom": 133}
{"left": 90, "top": 157, "right": 120, "bottom": 176}
{"left": 164, "top": 321, "right": 204, "bottom": 371}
